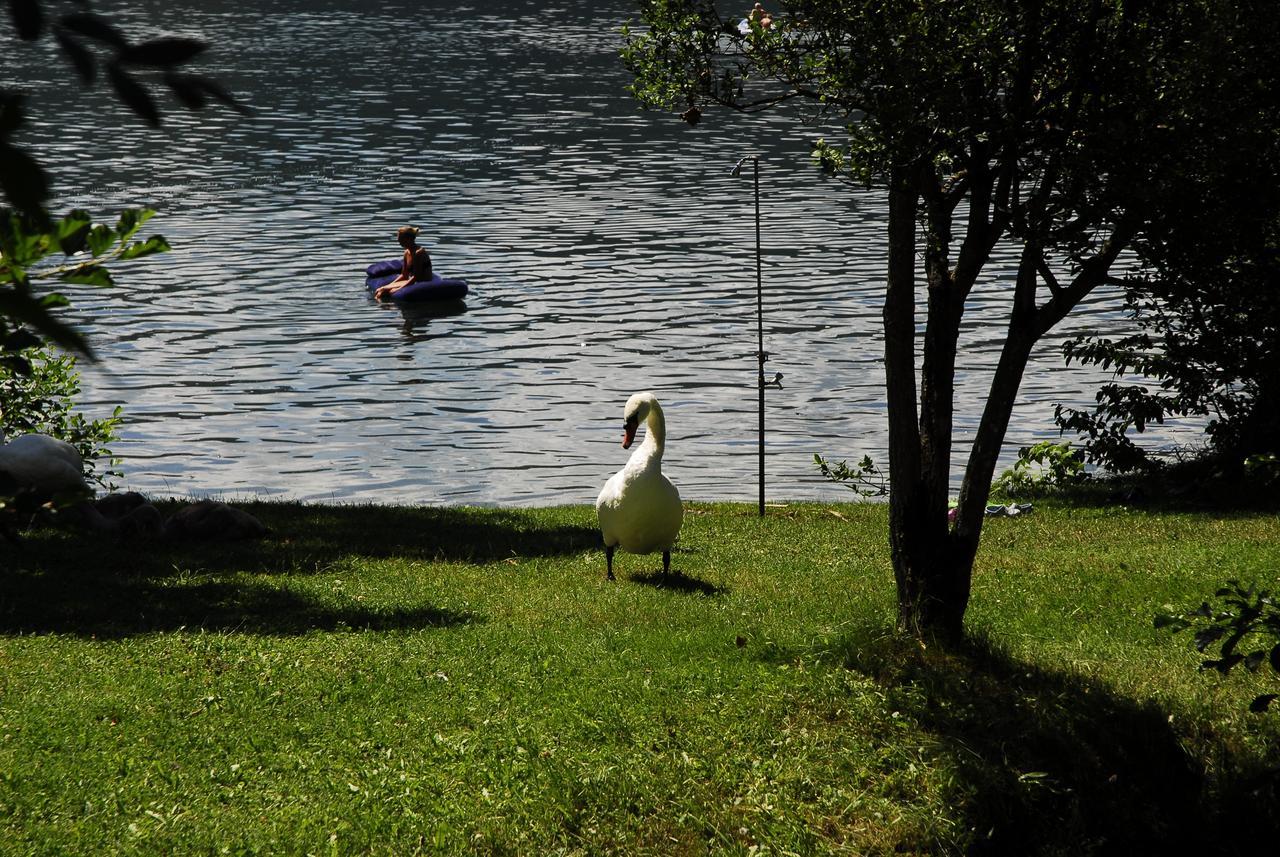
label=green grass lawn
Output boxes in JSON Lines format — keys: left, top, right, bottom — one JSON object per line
{"left": 1, "top": 501, "right": 1277, "bottom": 855}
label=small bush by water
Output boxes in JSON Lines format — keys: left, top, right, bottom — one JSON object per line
{"left": 1, "top": 501, "right": 1277, "bottom": 854}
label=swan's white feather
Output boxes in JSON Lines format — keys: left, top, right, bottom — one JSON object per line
{"left": 595, "top": 392, "right": 682, "bottom": 556}
{"left": 0, "top": 432, "right": 89, "bottom": 496}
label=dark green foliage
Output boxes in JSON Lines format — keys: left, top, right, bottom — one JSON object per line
{"left": 1245, "top": 454, "right": 1280, "bottom": 490}
{"left": 1053, "top": 0, "right": 1280, "bottom": 474}
{"left": 1056, "top": 220, "right": 1280, "bottom": 475}
{"left": 994, "top": 441, "right": 1089, "bottom": 499}
{"left": 1158, "top": 580, "right": 1280, "bottom": 714}
{"left": 0, "top": 337, "right": 117, "bottom": 536}
{"left": 0, "top": 208, "right": 170, "bottom": 357}
{"left": 0, "top": 342, "right": 121, "bottom": 487}
{"left": 813, "top": 452, "right": 887, "bottom": 497}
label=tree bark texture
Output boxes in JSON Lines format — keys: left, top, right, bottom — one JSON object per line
{"left": 884, "top": 169, "right": 971, "bottom": 642}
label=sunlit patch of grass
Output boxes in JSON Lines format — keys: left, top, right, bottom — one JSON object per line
{"left": 0, "top": 501, "right": 1277, "bottom": 854}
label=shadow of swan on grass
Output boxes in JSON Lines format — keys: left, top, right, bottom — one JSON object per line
{"left": 629, "top": 569, "right": 725, "bottom": 596}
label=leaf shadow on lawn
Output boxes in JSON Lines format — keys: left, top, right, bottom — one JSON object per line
{"left": 788, "top": 628, "right": 1280, "bottom": 855}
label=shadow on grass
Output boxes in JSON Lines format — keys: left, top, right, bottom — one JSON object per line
{"left": 0, "top": 564, "right": 476, "bottom": 639}
{"left": 630, "top": 569, "right": 725, "bottom": 596}
{"left": 1027, "top": 461, "right": 1280, "bottom": 516}
{"left": 811, "top": 628, "right": 1279, "bottom": 855}
{"left": 6, "top": 503, "right": 600, "bottom": 576}
{"left": 1, "top": 503, "right": 605, "bottom": 638}
{"left": 248, "top": 502, "right": 601, "bottom": 567}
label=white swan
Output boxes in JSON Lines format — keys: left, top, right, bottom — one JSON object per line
{"left": 0, "top": 424, "right": 89, "bottom": 498}
{"left": 595, "top": 391, "right": 683, "bottom": 580}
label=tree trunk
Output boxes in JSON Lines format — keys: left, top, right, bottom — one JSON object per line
{"left": 884, "top": 172, "right": 1128, "bottom": 641}
{"left": 883, "top": 169, "right": 970, "bottom": 642}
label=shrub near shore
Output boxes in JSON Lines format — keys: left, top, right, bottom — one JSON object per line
{"left": 1, "top": 501, "right": 1277, "bottom": 854}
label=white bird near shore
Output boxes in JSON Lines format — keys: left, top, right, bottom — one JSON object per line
{"left": 595, "top": 391, "right": 683, "bottom": 580}
{"left": 0, "top": 425, "right": 88, "bottom": 498}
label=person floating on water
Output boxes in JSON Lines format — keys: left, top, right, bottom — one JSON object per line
{"left": 374, "top": 226, "right": 432, "bottom": 301}
{"left": 748, "top": 2, "right": 773, "bottom": 29}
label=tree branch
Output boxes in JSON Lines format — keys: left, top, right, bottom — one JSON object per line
{"left": 1036, "top": 252, "right": 1065, "bottom": 298}
{"left": 1035, "top": 220, "right": 1137, "bottom": 338}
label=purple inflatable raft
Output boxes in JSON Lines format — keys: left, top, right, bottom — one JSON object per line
{"left": 364, "top": 259, "right": 468, "bottom": 302}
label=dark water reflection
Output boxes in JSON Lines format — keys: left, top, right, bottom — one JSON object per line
{"left": 4, "top": 0, "right": 1195, "bottom": 505}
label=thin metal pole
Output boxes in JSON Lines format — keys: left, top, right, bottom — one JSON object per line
{"left": 754, "top": 157, "right": 765, "bottom": 518}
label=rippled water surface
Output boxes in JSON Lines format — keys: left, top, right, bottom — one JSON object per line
{"left": 6, "top": 0, "right": 1194, "bottom": 505}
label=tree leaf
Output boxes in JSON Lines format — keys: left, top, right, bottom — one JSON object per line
{"left": 58, "top": 11, "right": 126, "bottom": 48}
{"left": 107, "top": 61, "right": 160, "bottom": 126}
{"left": 0, "top": 351, "right": 32, "bottom": 375}
{"left": 113, "top": 207, "right": 155, "bottom": 243}
{"left": 0, "top": 210, "right": 47, "bottom": 264}
{"left": 56, "top": 210, "right": 93, "bottom": 255}
{"left": 174, "top": 74, "right": 247, "bottom": 114}
{"left": 0, "top": 141, "right": 49, "bottom": 215}
{"left": 60, "top": 264, "right": 113, "bottom": 287}
{"left": 52, "top": 27, "right": 96, "bottom": 85}
{"left": 120, "top": 37, "right": 207, "bottom": 67}
{"left": 117, "top": 235, "right": 170, "bottom": 261}
{"left": 8, "top": 0, "right": 43, "bottom": 40}
{"left": 0, "top": 91, "right": 26, "bottom": 138}
{"left": 84, "top": 223, "right": 114, "bottom": 257}
{"left": 0, "top": 290, "right": 90, "bottom": 356}
{"left": 163, "top": 72, "right": 206, "bottom": 109}
{"left": 1, "top": 326, "right": 40, "bottom": 352}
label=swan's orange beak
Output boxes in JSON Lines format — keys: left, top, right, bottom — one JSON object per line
{"left": 622, "top": 423, "right": 637, "bottom": 449}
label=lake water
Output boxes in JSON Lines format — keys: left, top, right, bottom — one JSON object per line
{"left": 5, "top": 0, "right": 1195, "bottom": 506}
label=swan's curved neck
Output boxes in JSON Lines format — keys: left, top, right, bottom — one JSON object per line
{"left": 640, "top": 403, "right": 666, "bottom": 456}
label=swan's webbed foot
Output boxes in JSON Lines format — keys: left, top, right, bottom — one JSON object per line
{"left": 606, "top": 545, "right": 616, "bottom": 581}
{"left": 662, "top": 550, "right": 671, "bottom": 574}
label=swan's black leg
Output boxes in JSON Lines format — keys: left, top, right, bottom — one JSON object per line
{"left": 606, "top": 545, "right": 616, "bottom": 581}
{"left": 662, "top": 550, "right": 671, "bottom": 574}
